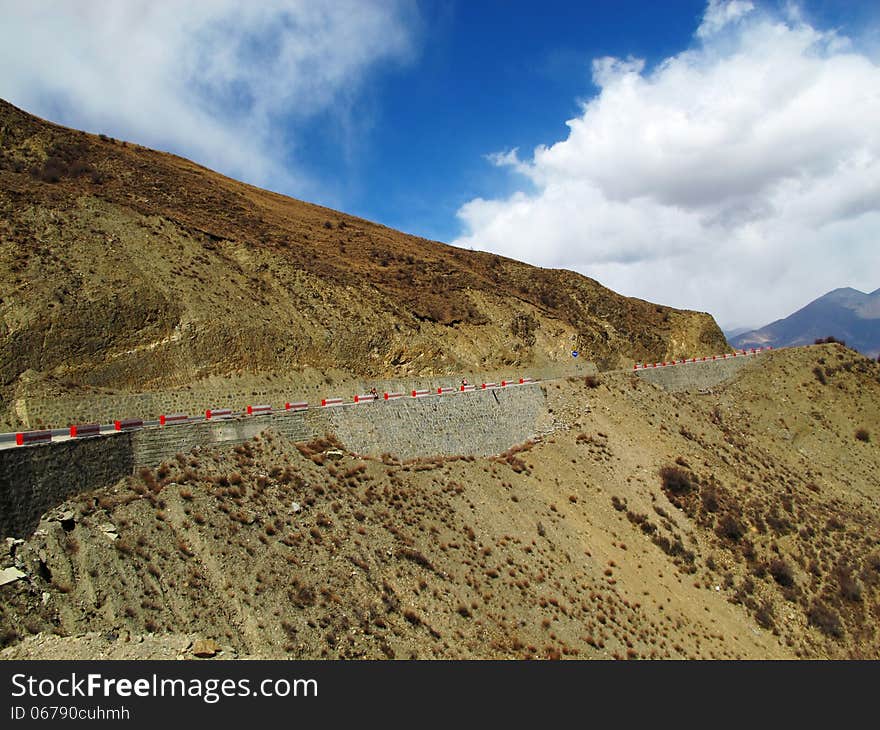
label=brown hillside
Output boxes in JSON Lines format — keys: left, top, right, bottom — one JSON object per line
{"left": 2, "top": 344, "right": 878, "bottom": 659}
{"left": 0, "top": 99, "right": 727, "bottom": 429}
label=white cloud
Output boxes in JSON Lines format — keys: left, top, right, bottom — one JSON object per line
{"left": 454, "top": 1, "right": 880, "bottom": 329}
{"left": 0, "top": 0, "right": 415, "bottom": 195}
{"left": 697, "top": 0, "right": 755, "bottom": 39}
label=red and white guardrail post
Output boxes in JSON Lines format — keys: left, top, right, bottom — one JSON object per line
{"left": 15, "top": 430, "right": 52, "bottom": 446}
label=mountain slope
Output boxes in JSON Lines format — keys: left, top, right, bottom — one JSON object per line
{"left": 0, "top": 99, "right": 727, "bottom": 429}
{"left": 731, "top": 288, "right": 880, "bottom": 357}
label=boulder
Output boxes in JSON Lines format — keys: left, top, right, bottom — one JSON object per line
{"left": 0, "top": 567, "right": 26, "bottom": 586}
{"left": 191, "top": 639, "right": 221, "bottom": 658}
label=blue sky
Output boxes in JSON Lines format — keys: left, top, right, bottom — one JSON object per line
{"left": 304, "top": 0, "right": 714, "bottom": 241}
{"left": 1, "top": 1, "right": 879, "bottom": 329}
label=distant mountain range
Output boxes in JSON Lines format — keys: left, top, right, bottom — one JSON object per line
{"left": 730, "top": 287, "right": 880, "bottom": 358}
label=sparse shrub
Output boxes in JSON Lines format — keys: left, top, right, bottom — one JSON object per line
{"left": 716, "top": 513, "right": 744, "bottom": 541}
{"left": 289, "top": 583, "right": 316, "bottom": 608}
{"left": 812, "top": 366, "right": 827, "bottom": 385}
{"left": 855, "top": 428, "right": 870, "bottom": 443}
{"left": 32, "top": 156, "right": 68, "bottom": 183}
{"left": 659, "top": 465, "right": 694, "bottom": 496}
{"left": 181, "top": 468, "right": 198, "bottom": 484}
{"left": 754, "top": 600, "right": 775, "bottom": 630}
{"left": 138, "top": 467, "right": 159, "bottom": 493}
{"left": 115, "top": 540, "right": 133, "bottom": 555}
{"left": 701, "top": 487, "right": 719, "bottom": 513}
{"left": 807, "top": 601, "right": 844, "bottom": 638}
{"left": 768, "top": 558, "right": 795, "bottom": 587}
{"left": 397, "top": 547, "right": 433, "bottom": 570}
{"left": 834, "top": 564, "right": 862, "bottom": 602}
{"left": 766, "top": 510, "right": 793, "bottom": 536}
{"left": 0, "top": 628, "right": 21, "bottom": 647}
{"left": 68, "top": 159, "right": 95, "bottom": 178}
{"left": 584, "top": 374, "right": 601, "bottom": 388}
{"left": 315, "top": 513, "right": 333, "bottom": 528}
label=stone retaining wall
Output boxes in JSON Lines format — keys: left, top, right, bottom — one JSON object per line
{"left": 633, "top": 356, "right": 756, "bottom": 391}
{"left": 1, "top": 384, "right": 548, "bottom": 538}
{"left": 0, "top": 433, "right": 134, "bottom": 539}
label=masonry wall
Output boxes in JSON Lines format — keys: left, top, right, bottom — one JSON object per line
{"left": 132, "top": 386, "right": 546, "bottom": 465}
{"left": 0, "top": 433, "right": 134, "bottom": 539}
{"left": 308, "top": 386, "right": 545, "bottom": 460}
{"left": 0, "top": 384, "right": 548, "bottom": 538}
{"left": 634, "top": 356, "right": 756, "bottom": 392}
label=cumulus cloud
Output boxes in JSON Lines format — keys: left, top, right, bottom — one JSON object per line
{"left": 0, "top": 0, "right": 415, "bottom": 195}
{"left": 454, "top": 1, "right": 880, "bottom": 329}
